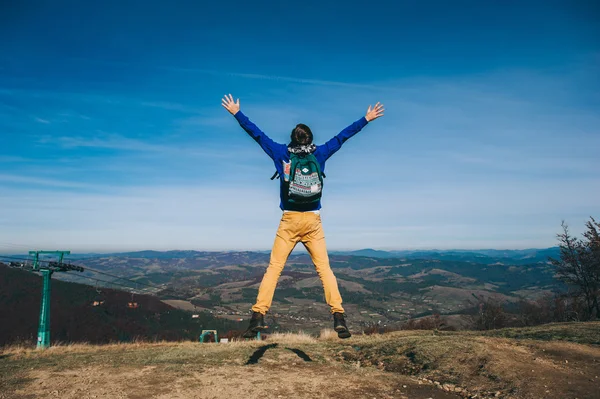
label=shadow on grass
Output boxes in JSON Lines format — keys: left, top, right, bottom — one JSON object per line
{"left": 285, "top": 348, "right": 312, "bottom": 362}
{"left": 246, "top": 343, "right": 278, "bottom": 365}
{"left": 246, "top": 344, "right": 313, "bottom": 365}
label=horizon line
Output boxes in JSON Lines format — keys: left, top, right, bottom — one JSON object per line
{"left": 0, "top": 246, "right": 560, "bottom": 256}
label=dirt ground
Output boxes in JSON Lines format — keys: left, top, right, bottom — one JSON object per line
{"left": 1, "top": 325, "right": 599, "bottom": 399}
{"left": 0, "top": 342, "right": 459, "bottom": 399}
{"left": 5, "top": 363, "right": 461, "bottom": 399}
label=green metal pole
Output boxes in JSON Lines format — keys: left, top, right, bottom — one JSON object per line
{"left": 37, "top": 269, "right": 53, "bottom": 349}
{"left": 31, "top": 252, "right": 40, "bottom": 271}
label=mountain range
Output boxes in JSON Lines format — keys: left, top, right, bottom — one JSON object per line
{"left": 1, "top": 247, "right": 563, "bottom": 341}
{"left": 15, "top": 248, "right": 561, "bottom": 333}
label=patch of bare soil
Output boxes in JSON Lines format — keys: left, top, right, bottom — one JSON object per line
{"left": 2, "top": 325, "right": 599, "bottom": 399}
{"left": 333, "top": 334, "right": 600, "bottom": 399}
{"left": 472, "top": 337, "right": 600, "bottom": 399}
{"left": 8, "top": 356, "right": 459, "bottom": 399}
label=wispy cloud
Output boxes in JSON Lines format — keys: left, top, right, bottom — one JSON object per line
{"left": 140, "top": 101, "right": 201, "bottom": 113}
{"left": 0, "top": 156, "right": 31, "bottom": 163}
{"left": 34, "top": 117, "right": 50, "bottom": 124}
{"left": 50, "top": 134, "right": 170, "bottom": 152}
{"left": 50, "top": 56, "right": 386, "bottom": 89}
{"left": 40, "top": 133, "right": 236, "bottom": 159}
{"left": 2, "top": 54, "right": 598, "bottom": 251}
{"left": 208, "top": 70, "right": 382, "bottom": 89}
{"left": 0, "top": 185, "right": 278, "bottom": 251}
{"left": 0, "top": 178, "right": 595, "bottom": 252}
{"left": 0, "top": 174, "right": 104, "bottom": 189}
{"left": 0, "top": 88, "right": 123, "bottom": 105}
{"left": 56, "top": 111, "right": 92, "bottom": 120}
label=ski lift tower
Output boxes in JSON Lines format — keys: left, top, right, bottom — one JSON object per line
{"left": 29, "top": 250, "right": 84, "bottom": 349}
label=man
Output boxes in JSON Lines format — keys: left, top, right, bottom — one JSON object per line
{"left": 222, "top": 94, "right": 384, "bottom": 339}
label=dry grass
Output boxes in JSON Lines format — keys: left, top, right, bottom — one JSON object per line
{"left": 318, "top": 328, "right": 338, "bottom": 341}
{"left": 0, "top": 340, "right": 190, "bottom": 357}
{"left": 2, "top": 323, "right": 599, "bottom": 399}
{"left": 480, "top": 321, "right": 600, "bottom": 345}
{"left": 266, "top": 331, "right": 317, "bottom": 344}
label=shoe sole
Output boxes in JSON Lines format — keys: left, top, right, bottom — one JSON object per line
{"left": 242, "top": 325, "right": 268, "bottom": 338}
{"left": 334, "top": 326, "right": 351, "bottom": 339}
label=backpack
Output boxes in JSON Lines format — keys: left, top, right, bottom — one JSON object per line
{"left": 271, "top": 153, "right": 324, "bottom": 205}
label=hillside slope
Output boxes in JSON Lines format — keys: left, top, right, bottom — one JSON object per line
{"left": 1, "top": 322, "right": 598, "bottom": 399}
{"left": 0, "top": 264, "right": 242, "bottom": 345}
{"left": 54, "top": 251, "right": 558, "bottom": 333}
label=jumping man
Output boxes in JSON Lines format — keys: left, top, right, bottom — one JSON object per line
{"left": 222, "top": 94, "right": 384, "bottom": 339}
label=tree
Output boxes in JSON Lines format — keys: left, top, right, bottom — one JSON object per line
{"left": 465, "top": 295, "right": 507, "bottom": 330}
{"left": 550, "top": 217, "right": 600, "bottom": 320}
{"left": 515, "top": 293, "right": 584, "bottom": 326}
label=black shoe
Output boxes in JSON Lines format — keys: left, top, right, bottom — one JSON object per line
{"left": 333, "top": 312, "right": 351, "bottom": 339}
{"left": 242, "top": 311, "right": 268, "bottom": 338}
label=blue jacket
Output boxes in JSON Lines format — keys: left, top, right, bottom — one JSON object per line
{"left": 234, "top": 110, "right": 369, "bottom": 211}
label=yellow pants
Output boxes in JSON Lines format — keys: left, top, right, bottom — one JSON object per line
{"left": 252, "top": 211, "right": 345, "bottom": 315}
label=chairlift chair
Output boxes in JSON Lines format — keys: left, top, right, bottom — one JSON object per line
{"left": 127, "top": 291, "right": 138, "bottom": 309}
{"left": 92, "top": 283, "right": 105, "bottom": 306}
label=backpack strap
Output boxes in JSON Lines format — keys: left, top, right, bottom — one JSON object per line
{"left": 270, "top": 165, "right": 325, "bottom": 180}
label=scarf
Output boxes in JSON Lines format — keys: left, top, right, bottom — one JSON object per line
{"left": 287, "top": 144, "right": 316, "bottom": 155}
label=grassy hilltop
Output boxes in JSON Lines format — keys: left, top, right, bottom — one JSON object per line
{"left": 1, "top": 322, "right": 598, "bottom": 399}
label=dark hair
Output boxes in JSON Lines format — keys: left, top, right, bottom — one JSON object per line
{"left": 290, "top": 124, "right": 313, "bottom": 146}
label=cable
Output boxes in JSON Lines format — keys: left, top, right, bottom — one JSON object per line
{"left": 58, "top": 273, "right": 153, "bottom": 293}
{"left": 4, "top": 259, "right": 164, "bottom": 296}
{"left": 0, "top": 255, "right": 34, "bottom": 265}
{"left": 5, "top": 262, "right": 160, "bottom": 298}
{"left": 75, "top": 266, "right": 188, "bottom": 299}
{"left": 0, "top": 254, "right": 190, "bottom": 299}
{"left": 0, "top": 255, "right": 168, "bottom": 291}
{"left": 79, "top": 265, "right": 169, "bottom": 291}
{"left": 0, "top": 255, "right": 190, "bottom": 301}
{"left": 3, "top": 255, "right": 246, "bottom": 321}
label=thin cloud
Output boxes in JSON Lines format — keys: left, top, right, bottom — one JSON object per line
{"left": 63, "top": 56, "right": 385, "bottom": 89}
{"left": 141, "top": 101, "right": 201, "bottom": 113}
{"left": 218, "top": 71, "right": 383, "bottom": 89}
{"left": 0, "top": 181, "right": 591, "bottom": 251}
{"left": 34, "top": 117, "right": 51, "bottom": 124}
{"left": 57, "top": 111, "right": 92, "bottom": 120}
{"left": 2, "top": 56, "right": 598, "bottom": 251}
{"left": 45, "top": 133, "right": 236, "bottom": 159}
{"left": 0, "top": 156, "right": 31, "bottom": 162}
{"left": 19, "top": 55, "right": 386, "bottom": 90}
{"left": 0, "top": 174, "right": 104, "bottom": 189}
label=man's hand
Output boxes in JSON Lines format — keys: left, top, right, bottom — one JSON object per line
{"left": 365, "top": 102, "right": 385, "bottom": 122}
{"left": 221, "top": 94, "right": 240, "bottom": 115}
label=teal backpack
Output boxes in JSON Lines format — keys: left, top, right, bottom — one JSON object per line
{"left": 271, "top": 153, "right": 324, "bottom": 205}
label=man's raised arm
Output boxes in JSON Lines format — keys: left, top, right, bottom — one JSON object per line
{"left": 222, "top": 94, "right": 281, "bottom": 160}
{"left": 321, "top": 102, "right": 385, "bottom": 160}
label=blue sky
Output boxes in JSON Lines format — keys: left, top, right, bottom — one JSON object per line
{"left": 1, "top": 0, "right": 599, "bottom": 253}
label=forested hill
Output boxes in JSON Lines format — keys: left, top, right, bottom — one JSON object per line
{"left": 0, "top": 263, "right": 242, "bottom": 346}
